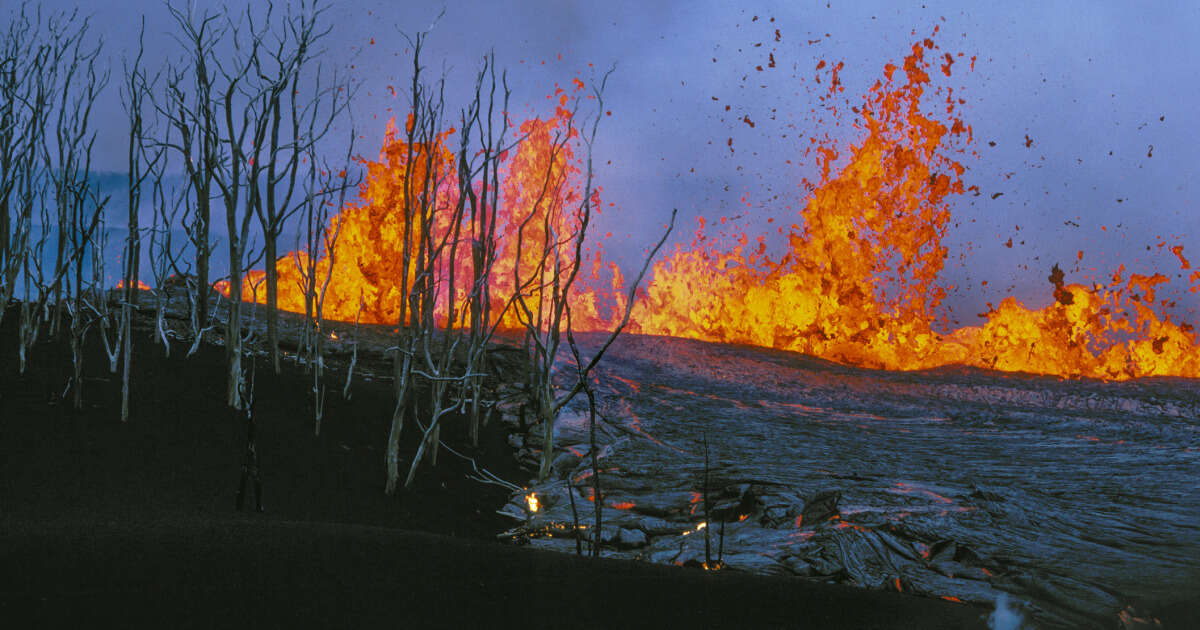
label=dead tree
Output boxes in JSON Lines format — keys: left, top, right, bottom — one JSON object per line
{"left": 0, "top": 19, "right": 17, "bottom": 322}
{"left": 250, "top": 0, "right": 350, "bottom": 376}
{"left": 38, "top": 12, "right": 109, "bottom": 411}
{"left": 85, "top": 225, "right": 121, "bottom": 375}
{"left": 401, "top": 160, "right": 468, "bottom": 487}
{"left": 513, "top": 69, "right": 676, "bottom": 482}
{"left": 457, "top": 53, "right": 513, "bottom": 447}
{"left": 162, "top": 1, "right": 354, "bottom": 408}
{"left": 5, "top": 8, "right": 58, "bottom": 373}
{"left": 145, "top": 147, "right": 183, "bottom": 357}
{"left": 235, "top": 342, "right": 264, "bottom": 512}
{"left": 121, "top": 19, "right": 154, "bottom": 308}
{"left": 210, "top": 6, "right": 268, "bottom": 409}
{"left": 564, "top": 332, "right": 603, "bottom": 557}
{"left": 0, "top": 4, "right": 52, "bottom": 343}
{"left": 2, "top": 7, "right": 111, "bottom": 389}
{"left": 563, "top": 206, "right": 676, "bottom": 553}
{"left": 112, "top": 19, "right": 165, "bottom": 421}
{"left": 242, "top": 0, "right": 360, "bottom": 433}
{"left": 184, "top": 3, "right": 275, "bottom": 407}
{"left": 43, "top": 10, "right": 93, "bottom": 336}
{"left": 400, "top": 47, "right": 525, "bottom": 489}
{"left": 0, "top": 9, "right": 30, "bottom": 328}
{"left": 295, "top": 126, "right": 356, "bottom": 435}
{"left": 382, "top": 31, "right": 516, "bottom": 492}
{"left": 161, "top": 2, "right": 221, "bottom": 358}
{"left": 384, "top": 29, "right": 455, "bottom": 494}
{"left": 342, "top": 294, "right": 364, "bottom": 400}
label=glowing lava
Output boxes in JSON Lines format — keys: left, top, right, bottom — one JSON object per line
{"left": 222, "top": 32, "right": 1200, "bottom": 381}
{"left": 221, "top": 80, "right": 622, "bottom": 333}
{"left": 625, "top": 32, "right": 1200, "bottom": 380}
{"left": 629, "top": 36, "right": 968, "bottom": 372}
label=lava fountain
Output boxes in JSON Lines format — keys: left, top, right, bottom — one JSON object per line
{"left": 626, "top": 31, "right": 1200, "bottom": 380}
{"left": 223, "top": 77, "right": 625, "bottom": 333}
{"left": 226, "top": 30, "right": 1200, "bottom": 381}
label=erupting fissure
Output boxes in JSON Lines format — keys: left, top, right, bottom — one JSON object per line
{"left": 223, "top": 32, "right": 1200, "bottom": 381}
{"left": 223, "top": 78, "right": 625, "bottom": 334}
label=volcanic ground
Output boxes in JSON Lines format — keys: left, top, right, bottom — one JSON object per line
{"left": 1, "top": 298, "right": 1008, "bottom": 630}
{"left": 509, "top": 333, "right": 1200, "bottom": 629}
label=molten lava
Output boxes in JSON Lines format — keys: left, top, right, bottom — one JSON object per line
{"left": 624, "top": 33, "right": 1200, "bottom": 380}
{"left": 116, "top": 279, "right": 152, "bottom": 291}
{"left": 222, "top": 79, "right": 623, "bottom": 334}
{"left": 222, "top": 32, "right": 1200, "bottom": 381}
{"left": 630, "top": 37, "right": 968, "bottom": 372}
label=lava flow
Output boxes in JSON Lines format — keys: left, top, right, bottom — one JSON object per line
{"left": 224, "top": 31, "right": 1200, "bottom": 381}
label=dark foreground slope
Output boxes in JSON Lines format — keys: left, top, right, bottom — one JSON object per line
{"left": 0, "top": 303, "right": 993, "bottom": 629}
{"left": 2, "top": 516, "right": 992, "bottom": 630}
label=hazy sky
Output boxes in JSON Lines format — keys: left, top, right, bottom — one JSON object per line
{"left": 22, "top": 0, "right": 1200, "bottom": 323}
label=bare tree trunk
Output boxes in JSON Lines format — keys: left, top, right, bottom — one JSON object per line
{"left": 161, "top": 4, "right": 222, "bottom": 356}
{"left": 265, "top": 233, "right": 278, "bottom": 368}
{"left": 145, "top": 142, "right": 180, "bottom": 359}
{"left": 532, "top": 75, "right": 675, "bottom": 484}
{"left": 343, "top": 297, "right": 363, "bottom": 399}
{"left": 0, "top": 28, "right": 43, "bottom": 333}
{"left": 384, "top": 352, "right": 413, "bottom": 494}
{"left": 703, "top": 431, "right": 712, "bottom": 568}
{"left": 35, "top": 10, "right": 110, "bottom": 411}
{"left": 298, "top": 121, "right": 356, "bottom": 434}
{"left": 585, "top": 385, "right": 602, "bottom": 557}
{"left": 120, "top": 308, "right": 131, "bottom": 419}
{"left": 117, "top": 19, "right": 161, "bottom": 422}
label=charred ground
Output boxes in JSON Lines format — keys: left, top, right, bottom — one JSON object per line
{"left": 0, "top": 297, "right": 527, "bottom": 533}
{"left": 0, "top": 297, "right": 1009, "bottom": 629}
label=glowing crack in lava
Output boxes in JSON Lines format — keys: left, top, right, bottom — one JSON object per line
{"left": 226, "top": 32, "right": 1200, "bottom": 381}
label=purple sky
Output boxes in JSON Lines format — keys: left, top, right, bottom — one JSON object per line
{"left": 31, "top": 0, "right": 1200, "bottom": 325}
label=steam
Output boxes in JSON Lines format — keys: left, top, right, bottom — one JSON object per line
{"left": 988, "top": 593, "right": 1025, "bottom": 630}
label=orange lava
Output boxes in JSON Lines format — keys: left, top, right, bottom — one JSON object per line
{"left": 624, "top": 32, "right": 1200, "bottom": 380}
{"left": 116, "top": 279, "right": 152, "bottom": 291}
{"left": 220, "top": 80, "right": 622, "bottom": 334}
{"left": 221, "top": 31, "right": 1200, "bottom": 382}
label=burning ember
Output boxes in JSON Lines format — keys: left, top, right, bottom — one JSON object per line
{"left": 525, "top": 492, "right": 540, "bottom": 513}
{"left": 222, "top": 30, "right": 1200, "bottom": 381}
{"left": 115, "top": 279, "right": 152, "bottom": 291}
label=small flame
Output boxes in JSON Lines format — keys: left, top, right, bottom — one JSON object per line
{"left": 329, "top": 331, "right": 339, "bottom": 341}
{"left": 682, "top": 521, "right": 708, "bottom": 536}
{"left": 525, "top": 492, "right": 540, "bottom": 513}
